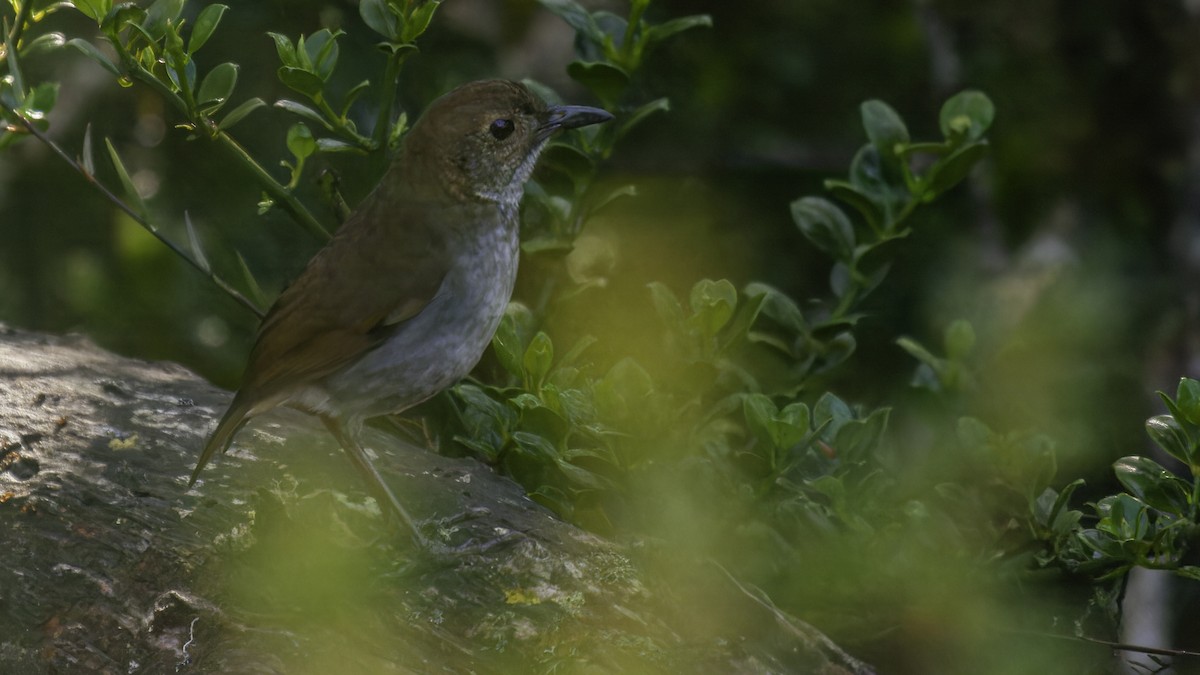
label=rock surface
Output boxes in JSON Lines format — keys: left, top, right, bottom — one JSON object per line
{"left": 0, "top": 325, "right": 874, "bottom": 674}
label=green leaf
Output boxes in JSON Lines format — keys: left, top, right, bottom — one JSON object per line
{"left": 688, "top": 278, "right": 737, "bottom": 337}
{"left": 922, "top": 141, "right": 988, "bottom": 199}
{"left": 340, "top": 79, "right": 372, "bottom": 119}
{"left": 81, "top": 124, "right": 96, "bottom": 176}
{"left": 523, "top": 331, "right": 554, "bottom": 388}
{"left": 943, "top": 319, "right": 975, "bottom": 360}
{"left": 234, "top": 251, "right": 269, "bottom": 308}
{"left": 1033, "top": 479, "right": 1085, "bottom": 533}
{"left": 278, "top": 66, "right": 325, "bottom": 99}
{"left": 899, "top": 335, "right": 939, "bottom": 370}
{"left": 717, "top": 289, "right": 765, "bottom": 354}
{"left": 452, "top": 384, "right": 515, "bottom": 459}
{"left": 848, "top": 144, "right": 899, "bottom": 206}
{"left": 189, "top": 3, "right": 228, "bottom": 53}
{"left": 744, "top": 394, "right": 811, "bottom": 454}
{"left": 860, "top": 99, "right": 909, "bottom": 160}
{"left": 814, "top": 392, "right": 853, "bottom": 439}
{"left": 402, "top": 0, "right": 442, "bottom": 42}
{"left": 286, "top": 123, "right": 315, "bottom": 161}
{"left": 359, "top": 0, "right": 397, "bottom": 40}
{"left": 141, "top": 0, "right": 184, "bottom": 41}
{"left": 1076, "top": 528, "right": 1124, "bottom": 559}
{"left": 956, "top": 416, "right": 992, "bottom": 450}
{"left": 303, "top": 29, "right": 341, "bottom": 81}
{"left": 824, "top": 179, "right": 883, "bottom": 230}
{"left": 218, "top": 97, "right": 266, "bottom": 130}
{"left": 553, "top": 336, "right": 595, "bottom": 374}
{"left": 614, "top": 97, "right": 669, "bottom": 143}
{"left": 833, "top": 407, "right": 890, "bottom": 463}
{"left": 1096, "top": 493, "right": 1152, "bottom": 542}
{"left": 6, "top": 26, "right": 27, "bottom": 99}
{"left": 267, "top": 32, "right": 298, "bottom": 67}
{"left": 196, "top": 62, "right": 238, "bottom": 113}
{"left": 791, "top": 196, "right": 855, "bottom": 261}
{"left": 594, "top": 357, "right": 653, "bottom": 421}
{"left": 512, "top": 431, "right": 559, "bottom": 462}
{"left": 274, "top": 99, "right": 335, "bottom": 132}
{"left": 166, "top": 59, "right": 197, "bottom": 102}
{"left": 23, "top": 32, "right": 68, "bottom": 57}
{"left": 184, "top": 212, "right": 210, "bottom": 274}
{"left": 1145, "top": 414, "right": 1192, "bottom": 466}
{"left": 1113, "top": 456, "right": 1190, "bottom": 516}
{"left": 492, "top": 310, "right": 529, "bottom": 379}
{"left": 1175, "top": 378, "right": 1200, "bottom": 427}
{"left": 566, "top": 60, "right": 628, "bottom": 106}
{"left": 647, "top": 281, "right": 686, "bottom": 333}
{"left": 538, "top": 0, "right": 604, "bottom": 43}
{"left": 554, "top": 455, "right": 613, "bottom": 490}
{"left": 25, "top": 82, "right": 59, "bottom": 118}
{"left": 103, "top": 138, "right": 147, "bottom": 218}
{"left": 101, "top": 4, "right": 148, "bottom": 40}
{"left": 641, "top": 14, "right": 712, "bottom": 48}
{"left": 939, "top": 90, "right": 995, "bottom": 141}
{"left": 67, "top": 37, "right": 120, "bottom": 79}
{"left": 744, "top": 282, "right": 806, "bottom": 333}
{"left": 73, "top": 0, "right": 112, "bottom": 22}
{"left": 315, "top": 138, "right": 362, "bottom": 153}
{"left": 820, "top": 332, "right": 857, "bottom": 371}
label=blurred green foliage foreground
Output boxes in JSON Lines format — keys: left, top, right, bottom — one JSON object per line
{"left": 7, "top": 0, "right": 1200, "bottom": 672}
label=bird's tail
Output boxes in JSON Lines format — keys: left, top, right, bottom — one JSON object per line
{"left": 189, "top": 394, "right": 253, "bottom": 486}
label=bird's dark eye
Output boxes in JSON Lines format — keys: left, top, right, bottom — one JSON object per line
{"left": 489, "top": 118, "right": 515, "bottom": 140}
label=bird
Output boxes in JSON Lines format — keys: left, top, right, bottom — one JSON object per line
{"left": 189, "top": 79, "right": 613, "bottom": 539}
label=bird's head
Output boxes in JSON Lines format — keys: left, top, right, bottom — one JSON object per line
{"left": 401, "top": 80, "right": 612, "bottom": 205}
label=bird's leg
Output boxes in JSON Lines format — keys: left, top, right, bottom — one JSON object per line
{"left": 319, "top": 415, "right": 428, "bottom": 546}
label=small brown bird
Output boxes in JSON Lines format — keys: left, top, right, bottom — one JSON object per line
{"left": 190, "top": 80, "right": 612, "bottom": 537}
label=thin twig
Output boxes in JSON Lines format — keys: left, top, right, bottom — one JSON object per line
{"left": 8, "top": 109, "right": 266, "bottom": 319}
{"left": 1005, "top": 626, "right": 1200, "bottom": 660}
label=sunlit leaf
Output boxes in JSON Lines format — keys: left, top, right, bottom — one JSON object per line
{"left": 1113, "top": 456, "right": 1190, "bottom": 516}
{"left": 197, "top": 62, "right": 238, "bottom": 113}
{"left": 278, "top": 66, "right": 325, "bottom": 99}
{"left": 274, "top": 99, "right": 334, "bottom": 131}
{"left": 103, "top": 137, "right": 147, "bottom": 218}
{"left": 218, "top": 97, "right": 265, "bottom": 130}
{"left": 1145, "top": 414, "right": 1191, "bottom": 466}
{"left": 266, "top": 32, "right": 297, "bottom": 67}
{"left": 189, "top": 3, "right": 228, "bottom": 53}
{"left": 72, "top": 0, "right": 111, "bottom": 22}
{"left": 286, "top": 123, "right": 315, "bottom": 161}
{"left": 402, "top": 0, "right": 442, "bottom": 42}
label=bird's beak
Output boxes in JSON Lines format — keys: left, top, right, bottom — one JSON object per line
{"left": 538, "top": 105, "right": 614, "bottom": 140}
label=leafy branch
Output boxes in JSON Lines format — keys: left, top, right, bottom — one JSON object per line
{"left": 64, "top": 0, "right": 331, "bottom": 240}
{"left": 9, "top": 111, "right": 265, "bottom": 317}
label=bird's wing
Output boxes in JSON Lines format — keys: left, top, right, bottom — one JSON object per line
{"left": 240, "top": 199, "right": 452, "bottom": 404}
